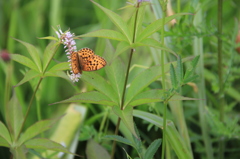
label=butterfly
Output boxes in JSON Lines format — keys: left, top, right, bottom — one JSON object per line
{"left": 70, "top": 48, "right": 107, "bottom": 74}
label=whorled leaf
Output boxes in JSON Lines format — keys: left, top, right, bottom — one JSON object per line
{"left": 90, "top": 0, "right": 132, "bottom": 44}
{"left": 51, "top": 91, "right": 116, "bottom": 106}
{"left": 77, "top": 29, "right": 127, "bottom": 42}
{"left": 113, "top": 106, "right": 138, "bottom": 138}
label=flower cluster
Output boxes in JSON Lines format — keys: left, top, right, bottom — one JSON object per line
{"left": 55, "top": 27, "right": 81, "bottom": 82}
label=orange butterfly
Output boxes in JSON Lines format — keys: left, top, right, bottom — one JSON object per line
{"left": 70, "top": 48, "right": 107, "bottom": 74}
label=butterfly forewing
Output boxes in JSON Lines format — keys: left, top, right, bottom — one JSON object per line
{"left": 70, "top": 48, "right": 107, "bottom": 74}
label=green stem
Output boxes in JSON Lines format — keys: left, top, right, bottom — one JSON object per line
{"left": 218, "top": 0, "right": 224, "bottom": 158}
{"left": 16, "top": 78, "right": 43, "bottom": 141}
{"left": 159, "top": 1, "right": 167, "bottom": 159}
{"left": 111, "top": 3, "right": 140, "bottom": 159}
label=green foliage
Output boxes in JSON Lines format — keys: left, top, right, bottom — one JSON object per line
{"left": 1, "top": 0, "right": 239, "bottom": 159}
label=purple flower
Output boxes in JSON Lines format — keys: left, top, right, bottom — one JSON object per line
{"left": 55, "top": 26, "right": 81, "bottom": 82}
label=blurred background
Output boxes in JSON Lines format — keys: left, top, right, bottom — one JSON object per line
{"left": 0, "top": 0, "right": 240, "bottom": 158}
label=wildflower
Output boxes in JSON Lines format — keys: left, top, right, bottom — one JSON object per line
{"left": 55, "top": 26, "right": 81, "bottom": 82}
{"left": 0, "top": 49, "right": 11, "bottom": 62}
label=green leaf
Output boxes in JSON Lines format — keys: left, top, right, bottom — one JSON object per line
{"left": 125, "top": 57, "right": 194, "bottom": 107}
{"left": 176, "top": 56, "right": 183, "bottom": 85}
{"left": 113, "top": 106, "right": 138, "bottom": 138}
{"left": 47, "top": 62, "right": 70, "bottom": 72}
{"left": 137, "top": 13, "right": 192, "bottom": 42}
{"left": 104, "top": 135, "right": 132, "bottom": 146}
{"left": 111, "top": 41, "right": 131, "bottom": 62}
{"left": 38, "top": 36, "right": 59, "bottom": 41}
{"left": 125, "top": 65, "right": 163, "bottom": 107}
{"left": 14, "top": 38, "right": 42, "bottom": 72}
{"left": 90, "top": 0, "right": 132, "bottom": 44}
{"left": 81, "top": 72, "right": 118, "bottom": 103}
{"left": 42, "top": 41, "right": 57, "bottom": 71}
{"left": 11, "top": 54, "right": 38, "bottom": 71}
{"left": 183, "top": 56, "right": 199, "bottom": 83}
{"left": 191, "top": 55, "right": 200, "bottom": 70}
{"left": 44, "top": 70, "right": 70, "bottom": 81}
{"left": 133, "top": 110, "right": 192, "bottom": 159}
{"left": 25, "top": 138, "right": 76, "bottom": 155}
{"left": 144, "top": 139, "right": 162, "bottom": 159}
{"left": 0, "top": 136, "right": 10, "bottom": 147}
{"left": 0, "top": 122, "right": 11, "bottom": 146}
{"left": 28, "top": 149, "right": 46, "bottom": 158}
{"left": 86, "top": 139, "right": 111, "bottom": 159}
{"left": 129, "top": 89, "right": 165, "bottom": 106}
{"left": 105, "top": 57, "right": 125, "bottom": 106}
{"left": 19, "top": 118, "right": 59, "bottom": 145}
{"left": 134, "top": 38, "right": 177, "bottom": 56}
{"left": 51, "top": 91, "right": 116, "bottom": 106}
{"left": 127, "top": 4, "right": 146, "bottom": 41}
{"left": 5, "top": 94, "right": 24, "bottom": 140}
{"left": 14, "top": 70, "right": 40, "bottom": 87}
{"left": 183, "top": 75, "right": 199, "bottom": 84}
{"left": 170, "top": 64, "right": 178, "bottom": 89}
{"left": 78, "top": 29, "right": 127, "bottom": 42}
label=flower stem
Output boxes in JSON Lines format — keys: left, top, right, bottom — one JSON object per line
{"left": 217, "top": 0, "right": 225, "bottom": 158}
{"left": 111, "top": 3, "right": 140, "bottom": 159}
{"left": 159, "top": 1, "right": 167, "bottom": 159}
{"left": 16, "top": 78, "right": 43, "bottom": 141}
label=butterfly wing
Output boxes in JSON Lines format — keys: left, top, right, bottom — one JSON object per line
{"left": 70, "top": 52, "right": 82, "bottom": 74}
{"left": 78, "top": 48, "right": 107, "bottom": 71}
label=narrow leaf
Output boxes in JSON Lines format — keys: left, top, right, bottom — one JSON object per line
{"left": 170, "top": 64, "right": 178, "bottom": 89}
{"left": 183, "top": 75, "right": 199, "bottom": 84}
{"left": 14, "top": 69, "right": 40, "bottom": 87}
{"left": 176, "top": 56, "right": 183, "bottom": 85}
{"left": 5, "top": 94, "right": 24, "bottom": 140}
{"left": 44, "top": 70, "right": 70, "bottom": 81}
{"left": 113, "top": 106, "right": 138, "bottom": 138}
{"left": 105, "top": 57, "right": 125, "bottom": 106}
{"left": 47, "top": 62, "right": 70, "bottom": 72}
{"left": 14, "top": 38, "right": 42, "bottom": 72}
{"left": 0, "top": 136, "right": 10, "bottom": 147}
{"left": 43, "top": 41, "right": 57, "bottom": 71}
{"left": 19, "top": 118, "right": 60, "bottom": 145}
{"left": 137, "top": 13, "right": 192, "bottom": 42}
{"left": 134, "top": 38, "right": 177, "bottom": 57}
{"left": 11, "top": 54, "right": 38, "bottom": 71}
{"left": 78, "top": 29, "right": 127, "bottom": 42}
{"left": 90, "top": 0, "right": 132, "bottom": 43}
{"left": 111, "top": 41, "right": 131, "bottom": 62}
{"left": 0, "top": 122, "right": 11, "bottom": 145}
{"left": 81, "top": 72, "right": 118, "bottom": 103}
{"left": 144, "top": 139, "right": 162, "bottom": 159}
{"left": 51, "top": 91, "right": 116, "bottom": 106}
{"left": 133, "top": 110, "right": 192, "bottom": 159}
{"left": 86, "top": 139, "right": 110, "bottom": 159}
{"left": 38, "top": 36, "right": 59, "bottom": 41}
{"left": 129, "top": 89, "right": 165, "bottom": 106}
{"left": 125, "top": 57, "right": 194, "bottom": 106}
{"left": 104, "top": 135, "right": 132, "bottom": 146}
{"left": 125, "top": 65, "right": 164, "bottom": 107}
{"left": 25, "top": 138, "right": 76, "bottom": 155}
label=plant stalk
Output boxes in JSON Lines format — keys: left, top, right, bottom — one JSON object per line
{"left": 159, "top": 1, "right": 167, "bottom": 158}
{"left": 16, "top": 78, "right": 43, "bottom": 141}
{"left": 111, "top": 2, "right": 140, "bottom": 159}
{"left": 218, "top": 0, "right": 224, "bottom": 158}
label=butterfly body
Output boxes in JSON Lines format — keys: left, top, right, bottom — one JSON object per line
{"left": 70, "top": 48, "right": 106, "bottom": 74}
